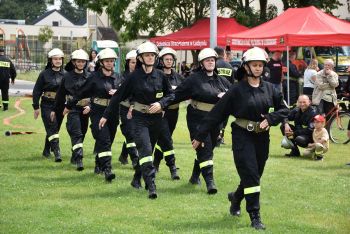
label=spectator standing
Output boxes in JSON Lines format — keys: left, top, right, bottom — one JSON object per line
{"left": 303, "top": 59, "right": 318, "bottom": 98}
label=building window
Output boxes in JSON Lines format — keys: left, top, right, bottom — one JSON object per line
{"left": 52, "top": 21, "right": 59, "bottom": 26}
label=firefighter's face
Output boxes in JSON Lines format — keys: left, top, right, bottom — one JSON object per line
{"left": 140, "top": 53, "right": 156, "bottom": 66}
{"left": 297, "top": 95, "right": 311, "bottom": 112}
{"left": 102, "top": 58, "right": 115, "bottom": 71}
{"left": 246, "top": 61, "right": 264, "bottom": 76}
{"left": 74, "top": 59, "right": 87, "bottom": 70}
{"left": 162, "top": 54, "right": 174, "bottom": 68}
{"left": 51, "top": 56, "right": 63, "bottom": 67}
{"left": 202, "top": 57, "right": 216, "bottom": 71}
{"left": 128, "top": 58, "right": 136, "bottom": 72}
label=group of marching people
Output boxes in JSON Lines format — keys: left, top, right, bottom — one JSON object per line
{"left": 32, "top": 41, "right": 293, "bottom": 230}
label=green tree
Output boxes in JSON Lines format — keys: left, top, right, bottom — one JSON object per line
{"left": 281, "top": 0, "right": 342, "bottom": 13}
{"left": 0, "top": 0, "right": 47, "bottom": 24}
{"left": 60, "top": 0, "right": 87, "bottom": 25}
{"left": 38, "top": 26, "right": 53, "bottom": 44}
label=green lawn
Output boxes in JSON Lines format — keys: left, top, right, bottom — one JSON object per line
{"left": 1, "top": 97, "right": 349, "bottom": 233}
{"left": 16, "top": 71, "right": 40, "bottom": 82}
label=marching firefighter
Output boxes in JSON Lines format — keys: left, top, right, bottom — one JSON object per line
{"left": 192, "top": 47, "right": 289, "bottom": 230}
{"left": 65, "top": 48, "right": 121, "bottom": 182}
{"left": 53, "top": 49, "right": 91, "bottom": 171}
{"left": 172, "top": 48, "right": 231, "bottom": 194}
{"left": 153, "top": 47, "right": 184, "bottom": 180}
{"left": 118, "top": 49, "right": 139, "bottom": 167}
{"left": 99, "top": 41, "right": 175, "bottom": 199}
{"left": 32, "top": 48, "right": 65, "bottom": 162}
{"left": 0, "top": 48, "right": 17, "bottom": 111}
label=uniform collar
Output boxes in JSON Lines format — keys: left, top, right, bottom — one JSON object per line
{"left": 242, "top": 78, "right": 265, "bottom": 92}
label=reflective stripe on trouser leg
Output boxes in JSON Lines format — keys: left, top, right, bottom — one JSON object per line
{"left": 98, "top": 151, "right": 112, "bottom": 158}
{"left": 48, "top": 134, "right": 59, "bottom": 141}
{"left": 126, "top": 142, "right": 136, "bottom": 148}
{"left": 2, "top": 100, "right": 9, "bottom": 103}
{"left": 139, "top": 156, "right": 153, "bottom": 166}
{"left": 155, "top": 144, "right": 163, "bottom": 152}
{"left": 199, "top": 160, "right": 214, "bottom": 169}
{"left": 244, "top": 186, "right": 261, "bottom": 195}
{"left": 72, "top": 143, "right": 83, "bottom": 151}
{"left": 163, "top": 150, "right": 175, "bottom": 157}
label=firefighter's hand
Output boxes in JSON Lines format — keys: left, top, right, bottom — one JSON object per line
{"left": 99, "top": 117, "right": 107, "bottom": 130}
{"left": 127, "top": 106, "right": 133, "bottom": 119}
{"left": 34, "top": 109, "right": 40, "bottom": 120}
{"left": 109, "top": 89, "right": 117, "bottom": 95}
{"left": 284, "top": 123, "right": 292, "bottom": 134}
{"left": 50, "top": 111, "right": 56, "bottom": 122}
{"left": 82, "top": 106, "right": 90, "bottom": 115}
{"left": 259, "top": 117, "right": 270, "bottom": 130}
{"left": 149, "top": 102, "right": 162, "bottom": 113}
{"left": 62, "top": 107, "right": 70, "bottom": 116}
{"left": 11, "top": 80, "right": 15, "bottom": 85}
{"left": 192, "top": 139, "right": 204, "bottom": 149}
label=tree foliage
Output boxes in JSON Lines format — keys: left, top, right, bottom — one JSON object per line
{"left": 281, "top": 0, "right": 342, "bottom": 13}
{"left": 60, "top": 0, "right": 87, "bottom": 25}
{"left": 38, "top": 26, "right": 54, "bottom": 43}
{"left": 0, "top": 0, "right": 47, "bottom": 24}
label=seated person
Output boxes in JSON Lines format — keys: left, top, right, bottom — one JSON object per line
{"left": 303, "top": 115, "right": 329, "bottom": 161}
{"left": 281, "top": 95, "right": 318, "bottom": 156}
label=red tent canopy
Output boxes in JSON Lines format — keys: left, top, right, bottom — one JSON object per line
{"left": 150, "top": 17, "right": 248, "bottom": 50}
{"left": 227, "top": 6, "right": 350, "bottom": 49}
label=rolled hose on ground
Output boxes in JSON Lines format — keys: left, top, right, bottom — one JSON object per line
{"left": 5, "top": 131, "right": 35, "bottom": 136}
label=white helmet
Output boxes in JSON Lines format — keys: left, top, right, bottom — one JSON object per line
{"left": 198, "top": 48, "right": 218, "bottom": 62}
{"left": 159, "top": 47, "right": 177, "bottom": 59}
{"left": 126, "top": 50, "right": 137, "bottom": 60}
{"left": 281, "top": 136, "right": 294, "bottom": 149}
{"left": 136, "top": 41, "right": 158, "bottom": 56}
{"left": 48, "top": 48, "right": 64, "bottom": 58}
{"left": 242, "top": 47, "right": 267, "bottom": 63}
{"left": 98, "top": 48, "right": 118, "bottom": 60}
{"left": 71, "top": 49, "right": 89, "bottom": 61}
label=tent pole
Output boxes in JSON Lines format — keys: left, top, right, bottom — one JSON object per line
{"left": 286, "top": 46, "right": 290, "bottom": 106}
{"left": 210, "top": 0, "right": 217, "bottom": 48}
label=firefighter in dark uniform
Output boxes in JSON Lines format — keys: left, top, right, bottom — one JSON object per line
{"left": 118, "top": 49, "right": 139, "bottom": 166}
{"left": 32, "top": 48, "right": 65, "bottom": 162}
{"left": 153, "top": 47, "right": 184, "bottom": 180}
{"left": 53, "top": 49, "right": 91, "bottom": 171}
{"left": 66, "top": 48, "right": 121, "bottom": 182}
{"left": 100, "top": 41, "right": 175, "bottom": 199}
{"left": 172, "top": 48, "right": 231, "bottom": 194}
{"left": 280, "top": 94, "right": 317, "bottom": 156}
{"left": 0, "top": 48, "right": 16, "bottom": 111}
{"left": 214, "top": 46, "right": 235, "bottom": 146}
{"left": 192, "top": 47, "right": 289, "bottom": 230}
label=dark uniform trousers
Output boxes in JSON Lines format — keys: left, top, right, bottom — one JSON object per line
{"left": 66, "top": 107, "right": 89, "bottom": 162}
{"left": 0, "top": 79, "right": 9, "bottom": 109}
{"left": 231, "top": 125, "right": 269, "bottom": 213}
{"left": 119, "top": 105, "right": 138, "bottom": 166}
{"left": 187, "top": 105, "right": 220, "bottom": 182}
{"left": 41, "top": 100, "right": 63, "bottom": 154}
{"left": 154, "top": 108, "right": 179, "bottom": 169}
{"left": 133, "top": 111, "right": 162, "bottom": 188}
{"left": 90, "top": 104, "right": 118, "bottom": 172}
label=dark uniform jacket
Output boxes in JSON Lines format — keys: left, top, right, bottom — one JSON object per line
{"left": 195, "top": 79, "right": 289, "bottom": 142}
{"left": 173, "top": 69, "right": 231, "bottom": 104}
{"left": 284, "top": 105, "right": 317, "bottom": 137}
{"left": 216, "top": 58, "right": 235, "bottom": 84}
{"left": 66, "top": 69, "right": 123, "bottom": 109}
{"left": 32, "top": 69, "right": 64, "bottom": 110}
{"left": 267, "top": 58, "right": 283, "bottom": 84}
{"left": 103, "top": 67, "right": 175, "bottom": 119}
{"left": 164, "top": 69, "right": 184, "bottom": 89}
{"left": 0, "top": 55, "right": 16, "bottom": 84}
{"left": 54, "top": 70, "right": 90, "bottom": 113}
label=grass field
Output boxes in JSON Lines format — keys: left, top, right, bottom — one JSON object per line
{"left": 0, "top": 97, "right": 349, "bottom": 233}
{"left": 16, "top": 71, "right": 40, "bottom": 82}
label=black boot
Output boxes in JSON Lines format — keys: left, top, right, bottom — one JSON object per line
{"left": 100, "top": 156, "right": 115, "bottom": 182}
{"left": 146, "top": 178, "right": 157, "bottom": 199}
{"left": 131, "top": 165, "right": 142, "bottom": 189}
{"left": 201, "top": 166, "right": 217, "bottom": 195}
{"left": 76, "top": 158, "right": 84, "bottom": 171}
{"left": 118, "top": 143, "right": 129, "bottom": 165}
{"left": 94, "top": 155, "right": 101, "bottom": 174}
{"left": 74, "top": 148, "right": 84, "bottom": 171}
{"left": 285, "top": 146, "right": 300, "bottom": 157}
{"left": 169, "top": 165, "right": 180, "bottom": 180}
{"left": 153, "top": 149, "right": 163, "bottom": 173}
{"left": 70, "top": 151, "right": 76, "bottom": 164}
{"left": 228, "top": 192, "right": 241, "bottom": 216}
{"left": 249, "top": 211, "right": 266, "bottom": 230}
{"left": 189, "top": 159, "right": 201, "bottom": 185}
{"left": 104, "top": 168, "right": 116, "bottom": 182}
{"left": 42, "top": 138, "right": 51, "bottom": 158}
{"left": 3, "top": 103, "right": 8, "bottom": 111}
{"left": 51, "top": 140, "right": 62, "bottom": 162}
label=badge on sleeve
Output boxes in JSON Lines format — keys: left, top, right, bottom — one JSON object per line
{"left": 156, "top": 92, "right": 163, "bottom": 98}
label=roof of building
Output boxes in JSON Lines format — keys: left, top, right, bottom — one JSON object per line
{"left": 32, "top": 9, "right": 86, "bottom": 26}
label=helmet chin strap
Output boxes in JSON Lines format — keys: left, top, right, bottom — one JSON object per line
{"left": 100, "top": 60, "right": 114, "bottom": 72}
{"left": 140, "top": 54, "right": 155, "bottom": 67}
{"left": 200, "top": 63, "right": 214, "bottom": 73}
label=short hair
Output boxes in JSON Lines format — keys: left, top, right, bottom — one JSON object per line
{"left": 307, "top": 59, "right": 318, "bottom": 70}
{"left": 324, "top": 59, "right": 334, "bottom": 67}
{"left": 214, "top": 46, "right": 225, "bottom": 57}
